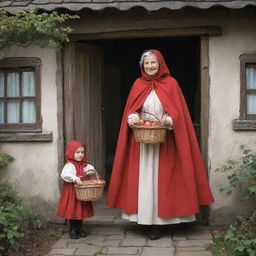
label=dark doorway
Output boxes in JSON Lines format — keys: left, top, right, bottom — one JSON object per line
{"left": 81, "top": 37, "right": 200, "bottom": 184}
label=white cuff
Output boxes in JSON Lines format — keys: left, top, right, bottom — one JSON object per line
{"left": 165, "top": 116, "right": 173, "bottom": 126}
{"left": 128, "top": 113, "right": 139, "bottom": 125}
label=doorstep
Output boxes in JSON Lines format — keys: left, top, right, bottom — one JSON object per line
{"left": 85, "top": 194, "right": 132, "bottom": 225}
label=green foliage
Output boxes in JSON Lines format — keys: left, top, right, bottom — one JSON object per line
{"left": 0, "top": 153, "right": 14, "bottom": 169}
{"left": 0, "top": 184, "right": 42, "bottom": 256}
{"left": 0, "top": 151, "right": 42, "bottom": 255}
{"left": 0, "top": 8, "right": 79, "bottom": 54}
{"left": 224, "top": 216, "right": 256, "bottom": 256}
{"left": 210, "top": 145, "right": 256, "bottom": 256}
{"left": 209, "top": 216, "right": 256, "bottom": 256}
{"left": 215, "top": 145, "right": 256, "bottom": 200}
{"left": 209, "top": 237, "right": 236, "bottom": 256}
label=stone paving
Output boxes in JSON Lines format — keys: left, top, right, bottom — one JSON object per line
{"left": 49, "top": 197, "right": 213, "bottom": 256}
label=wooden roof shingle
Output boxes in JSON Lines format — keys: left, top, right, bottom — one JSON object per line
{"left": 1, "top": 0, "right": 256, "bottom": 12}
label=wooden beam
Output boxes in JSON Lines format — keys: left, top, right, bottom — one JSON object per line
{"left": 70, "top": 26, "right": 222, "bottom": 41}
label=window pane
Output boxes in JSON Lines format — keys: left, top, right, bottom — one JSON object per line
{"left": 22, "top": 72, "right": 35, "bottom": 96}
{"left": 0, "top": 73, "right": 4, "bottom": 97}
{"left": 22, "top": 99, "right": 36, "bottom": 123}
{"left": 247, "top": 94, "right": 256, "bottom": 114}
{"left": 0, "top": 100, "right": 4, "bottom": 124}
{"left": 7, "top": 100, "right": 19, "bottom": 123}
{"left": 7, "top": 73, "right": 19, "bottom": 97}
{"left": 246, "top": 65, "right": 256, "bottom": 89}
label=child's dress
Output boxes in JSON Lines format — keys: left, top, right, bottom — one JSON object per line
{"left": 56, "top": 160, "right": 94, "bottom": 220}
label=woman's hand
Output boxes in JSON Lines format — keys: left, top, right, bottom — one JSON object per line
{"left": 162, "top": 115, "right": 173, "bottom": 127}
{"left": 128, "top": 113, "right": 139, "bottom": 125}
{"left": 75, "top": 178, "right": 83, "bottom": 186}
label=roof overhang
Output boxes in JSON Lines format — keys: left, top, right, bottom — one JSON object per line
{"left": 1, "top": 1, "right": 256, "bottom": 13}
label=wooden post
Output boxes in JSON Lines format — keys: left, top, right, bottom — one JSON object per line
{"left": 200, "top": 36, "right": 210, "bottom": 170}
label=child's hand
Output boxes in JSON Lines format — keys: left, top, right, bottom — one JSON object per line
{"left": 75, "top": 179, "right": 83, "bottom": 186}
{"left": 86, "top": 169, "right": 96, "bottom": 176}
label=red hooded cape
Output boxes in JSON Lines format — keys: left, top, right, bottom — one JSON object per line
{"left": 107, "top": 50, "right": 214, "bottom": 218}
{"left": 56, "top": 140, "right": 94, "bottom": 220}
{"left": 65, "top": 140, "right": 88, "bottom": 180}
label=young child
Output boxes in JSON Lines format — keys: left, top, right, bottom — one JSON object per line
{"left": 56, "top": 140, "right": 95, "bottom": 239}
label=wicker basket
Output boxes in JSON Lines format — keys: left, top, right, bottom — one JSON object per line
{"left": 74, "top": 172, "right": 105, "bottom": 201}
{"left": 130, "top": 112, "right": 167, "bottom": 144}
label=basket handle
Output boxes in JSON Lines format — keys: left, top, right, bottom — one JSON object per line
{"left": 135, "top": 111, "right": 163, "bottom": 124}
{"left": 95, "top": 171, "right": 103, "bottom": 181}
{"left": 86, "top": 169, "right": 102, "bottom": 181}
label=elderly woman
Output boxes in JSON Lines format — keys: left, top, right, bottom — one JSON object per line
{"left": 107, "top": 50, "right": 214, "bottom": 240}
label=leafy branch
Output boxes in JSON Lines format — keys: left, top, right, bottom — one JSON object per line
{"left": 0, "top": 8, "right": 79, "bottom": 54}
{"left": 215, "top": 145, "right": 256, "bottom": 200}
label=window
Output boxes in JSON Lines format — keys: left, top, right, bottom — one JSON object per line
{"left": 0, "top": 58, "right": 41, "bottom": 132}
{"left": 240, "top": 54, "right": 256, "bottom": 120}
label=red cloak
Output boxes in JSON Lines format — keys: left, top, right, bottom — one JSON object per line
{"left": 107, "top": 50, "right": 214, "bottom": 218}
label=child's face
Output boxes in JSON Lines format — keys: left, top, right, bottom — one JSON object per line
{"left": 74, "top": 146, "right": 85, "bottom": 161}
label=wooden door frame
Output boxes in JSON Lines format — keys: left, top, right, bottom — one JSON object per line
{"left": 69, "top": 26, "right": 221, "bottom": 40}
{"left": 200, "top": 36, "right": 210, "bottom": 168}
{"left": 63, "top": 43, "right": 76, "bottom": 144}
{"left": 58, "top": 27, "right": 218, "bottom": 179}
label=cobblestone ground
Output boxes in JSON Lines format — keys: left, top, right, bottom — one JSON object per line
{"left": 47, "top": 222, "right": 213, "bottom": 256}
{"left": 49, "top": 197, "right": 213, "bottom": 256}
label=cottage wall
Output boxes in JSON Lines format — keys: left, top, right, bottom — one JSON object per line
{"left": 209, "top": 20, "right": 256, "bottom": 225}
{"left": 1, "top": 9, "right": 256, "bottom": 225}
{"left": 1, "top": 46, "right": 60, "bottom": 219}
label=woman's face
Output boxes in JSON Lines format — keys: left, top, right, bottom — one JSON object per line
{"left": 143, "top": 54, "right": 159, "bottom": 77}
{"left": 74, "top": 146, "right": 85, "bottom": 161}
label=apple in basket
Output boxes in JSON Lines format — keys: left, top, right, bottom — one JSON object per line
{"left": 144, "top": 121, "right": 152, "bottom": 126}
{"left": 90, "top": 179, "right": 99, "bottom": 183}
{"left": 82, "top": 179, "right": 98, "bottom": 185}
{"left": 151, "top": 121, "right": 158, "bottom": 126}
{"left": 138, "top": 119, "right": 145, "bottom": 125}
{"left": 86, "top": 179, "right": 98, "bottom": 183}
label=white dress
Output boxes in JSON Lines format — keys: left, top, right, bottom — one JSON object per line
{"left": 122, "top": 89, "right": 196, "bottom": 225}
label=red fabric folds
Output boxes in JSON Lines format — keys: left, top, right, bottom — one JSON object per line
{"left": 56, "top": 183, "right": 94, "bottom": 220}
{"left": 107, "top": 50, "right": 214, "bottom": 218}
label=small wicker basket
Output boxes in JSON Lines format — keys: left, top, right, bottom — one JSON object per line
{"left": 130, "top": 112, "right": 168, "bottom": 144}
{"left": 74, "top": 171, "right": 105, "bottom": 201}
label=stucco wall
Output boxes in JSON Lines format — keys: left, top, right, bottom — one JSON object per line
{"left": 0, "top": 46, "right": 60, "bottom": 220}
{"left": 208, "top": 19, "right": 256, "bottom": 225}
